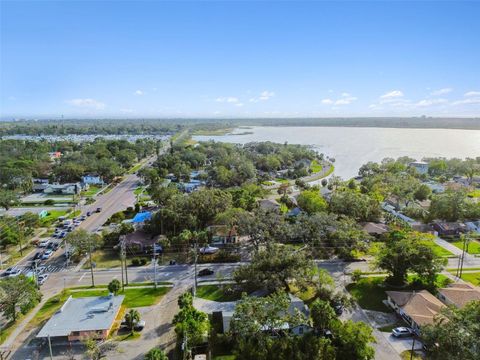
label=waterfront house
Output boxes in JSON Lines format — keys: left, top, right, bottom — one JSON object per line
{"left": 44, "top": 182, "right": 83, "bottom": 195}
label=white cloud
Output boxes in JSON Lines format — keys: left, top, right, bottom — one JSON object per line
{"left": 66, "top": 98, "right": 105, "bottom": 110}
{"left": 321, "top": 93, "right": 357, "bottom": 106}
{"left": 119, "top": 108, "right": 134, "bottom": 113}
{"left": 215, "top": 96, "right": 239, "bottom": 103}
{"left": 134, "top": 90, "right": 144, "bottom": 96}
{"left": 249, "top": 90, "right": 275, "bottom": 103}
{"left": 430, "top": 88, "right": 452, "bottom": 96}
{"left": 415, "top": 98, "right": 448, "bottom": 107}
{"left": 452, "top": 97, "right": 480, "bottom": 105}
{"left": 235, "top": 103, "right": 244, "bottom": 107}
{"left": 464, "top": 91, "right": 480, "bottom": 97}
{"left": 259, "top": 90, "right": 275, "bottom": 100}
{"left": 380, "top": 90, "right": 404, "bottom": 99}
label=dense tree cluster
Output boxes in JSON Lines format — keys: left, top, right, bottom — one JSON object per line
{"left": 229, "top": 291, "right": 375, "bottom": 360}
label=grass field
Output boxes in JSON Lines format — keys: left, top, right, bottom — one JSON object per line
{"left": 81, "top": 185, "right": 104, "bottom": 197}
{"left": 451, "top": 239, "right": 480, "bottom": 254}
{"left": 422, "top": 241, "right": 455, "bottom": 257}
{"left": 458, "top": 272, "right": 480, "bottom": 286}
{"left": 196, "top": 285, "right": 242, "bottom": 302}
{"left": 82, "top": 249, "right": 122, "bottom": 269}
{"left": 467, "top": 189, "right": 480, "bottom": 198}
{"left": 310, "top": 160, "right": 323, "bottom": 173}
{"left": 347, "top": 275, "right": 450, "bottom": 312}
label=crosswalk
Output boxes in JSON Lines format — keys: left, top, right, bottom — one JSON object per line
{"left": 20, "top": 264, "right": 74, "bottom": 274}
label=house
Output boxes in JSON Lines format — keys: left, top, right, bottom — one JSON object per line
{"left": 44, "top": 182, "right": 83, "bottom": 195}
{"left": 362, "top": 222, "right": 389, "bottom": 237}
{"left": 81, "top": 174, "right": 104, "bottom": 185}
{"left": 36, "top": 295, "right": 124, "bottom": 341}
{"left": 424, "top": 181, "right": 445, "bottom": 194}
{"left": 131, "top": 211, "right": 152, "bottom": 225}
{"left": 208, "top": 225, "right": 238, "bottom": 245}
{"left": 465, "top": 221, "right": 480, "bottom": 234}
{"left": 32, "top": 178, "right": 50, "bottom": 192}
{"left": 432, "top": 222, "right": 467, "bottom": 236}
{"left": 409, "top": 161, "right": 429, "bottom": 175}
{"left": 382, "top": 203, "right": 415, "bottom": 223}
{"left": 386, "top": 290, "right": 445, "bottom": 334}
{"left": 121, "top": 230, "right": 161, "bottom": 252}
{"left": 437, "top": 283, "right": 480, "bottom": 308}
{"left": 258, "top": 199, "right": 281, "bottom": 212}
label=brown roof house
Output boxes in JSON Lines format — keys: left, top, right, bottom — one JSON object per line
{"left": 386, "top": 290, "right": 446, "bottom": 334}
{"left": 207, "top": 225, "right": 239, "bottom": 246}
{"left": 437, "top": 283, "right": 480, "bottom": 308}
{"left": 362, "top": 222, "right": 389, "bottom": 237}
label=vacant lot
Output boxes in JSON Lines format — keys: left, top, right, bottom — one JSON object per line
{"left": 196, "top": 285, "right": 242, "bottom": 302}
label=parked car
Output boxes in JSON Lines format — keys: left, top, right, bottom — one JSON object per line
{"left": 38, "top": 274, "right": 49, "bottom": 285}
{"left": 331, "top": 300, "right": 344, "bottom": 315}
{"left": 96, "top": 207, "right": 102, "bottom": 213}
{"left": 36, "top": 266, "right": 46, "bottom": 274}
{"left": 80, "top": 215, "right": 87, "bottom": 221}
{"left": 8, "top": 268, "right": 22, "bottom": 277}
{"left": 3, "top": 267, "right": 18, "bottom": 276}
{"left": 199, "top": 246, "right": 219, "bottom": 255}
{"left": 198, "top": 268, "right": 214, "bottom": 276}
{"left": 86, "top": 211, "right": 92, "bottom": 216}
{"left": 42, "top": 250, "right": 53, "bottom": 260}
{"left": 38, "top": 239, "right": 50, "bottom": 248}
{"left": 169, "top": 260, "right": 177, "bottom": 265}
{"left": 121, "top": 319, "right": 146, "bottom": 331}
{"left": 392, "top": 327, "right": 413, "bottom": 338}
{"left": 32, "top": 252, "right": 42, "bottom": 261}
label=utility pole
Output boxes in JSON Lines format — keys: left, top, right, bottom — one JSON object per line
{"left": 193, "top": 239, "right": 198, "bottom": 297}
{"left": 120, "top": 235, "right": 129, "bottom": 285}
{"left": 48, "top": 334, "right": 53, "bottom": 360}
{"left": 459, "top": 235, "right": 467, "bottom": 279}
{"left": 153, "top": 247, "right": 157, "bottom": 290}
{"left": 410, "top": 336, "right": 416, "bottom": 360}
{"left": 18, "top": 221, "right": 25, "bottom": 256}
{"left": 89, "top": 242, "right": 95, "bottom": 287}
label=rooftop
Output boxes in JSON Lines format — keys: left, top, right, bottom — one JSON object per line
{"left": 387, "top": 290, "right": 445, "bottom": 326}
{"left": 438, "top": 283, "right": 480, "bottom": 308}
{"left": 36, "top": 295, "right": 124, "bottom": 338}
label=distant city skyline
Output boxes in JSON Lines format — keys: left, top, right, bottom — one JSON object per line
{"left": 1, "top": 1, "right": 479, "bottom": 119}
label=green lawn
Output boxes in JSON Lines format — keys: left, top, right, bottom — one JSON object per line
{"left": 451, "top": 240, "right": 480, "bottom": 254}
{"left": 128, "top": 162, "right": 144, "bottom": 174}
{"left": 275, "top": 178, "right": 290, "bottom": 184}
{"left": 467, "top": 189, "right": 480, "bottom": 198}
{"left": 196, "top": 285, "right": 242, "bottom": 302}
{"left": 134, "top": 186, "right": 145, "bottom": 195}
{"left": 422, "top": 241, "right": 454, "bottom": 257}
{"left": 310, "top": 160, "right": 323, "bottom": 173}
{"left": 82, "top": 249, "right": 122, "bottom": 269}
{"left": 70, "top": 287, "right": 170, "bottom": 308}
{"left": 0, "top": 320, "right": 19, "bottom": 345}
{"left": 82, "top": 185, "right": 103, "bottom": 197}
{"left": 347, "top": 275, "right": 451, "bottom": 312}
{"left": 40, "top": 209, "right": 69, "bottom": 225}
{"left": 459, "top": 272, "right": 480, "bottom": 286}
{"left": 213, "top": 356, "right": 236, "bottom": 360}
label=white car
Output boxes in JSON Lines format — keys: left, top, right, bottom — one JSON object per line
{"left": 41, "top": 250, "right": 53, "bottom": 260}
{"left": 199, "top": 245, "right": 219, "bottom": 255}
{"left": 8, "top": 268, "right": 22, "bottom": 277}
{"left": 38, "top": 239, "right": 50, "bottom": 248}
{"left": 38, "top": 274, "right": 49, "bottom": 285}
{"left": 392, "top": 327, "right": 413, "bottom": 338}
{"left": 36, "top": 266, "right": 47, "bottom": 274}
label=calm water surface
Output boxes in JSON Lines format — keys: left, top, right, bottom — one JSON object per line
{"left": 193, "top": 126, "right": 480, "bottom": 179}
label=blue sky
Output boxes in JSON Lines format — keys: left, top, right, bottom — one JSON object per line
{"left": 1, "top": 1, "right": 479, "bottom": 118}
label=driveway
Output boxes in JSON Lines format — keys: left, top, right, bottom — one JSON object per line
{"left": 380, "top": 332, "right": 424, "bottom": 354}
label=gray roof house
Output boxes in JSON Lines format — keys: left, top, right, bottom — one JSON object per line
{"left": 37, "top": 295, "right": 124, "bottom": 341}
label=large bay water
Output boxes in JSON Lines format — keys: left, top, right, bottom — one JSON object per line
{"left": 193, "top": 126, "right": 480, "bottom": 179}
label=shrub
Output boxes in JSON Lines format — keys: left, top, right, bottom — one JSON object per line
{"left": 131, "top": 258, "right": 141, "bottom": 266}
{"left": 44, "top": 199, "right": 55, "bottom": 205}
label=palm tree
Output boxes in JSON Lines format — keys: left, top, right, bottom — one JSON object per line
{"left": 124, "top": 309, "right": 140, "bottom": 334}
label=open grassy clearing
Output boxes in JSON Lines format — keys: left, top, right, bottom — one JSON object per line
{"left": 196, "top": 285, "right": 242, "bottom": 302}
{"left": 458, "top": 272, "right": 480, "bottom": 286}
{"left": 310, "top": 160, "right": 323, "bottom": 173}
{"left": 81, "top": 185, "right": 104, "bottom": 197}
{"left": 450, "top": 239, "right": 480, "bottom": 254}
{"left": 422, "top": 241, "right": 455, "bottom": 257}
